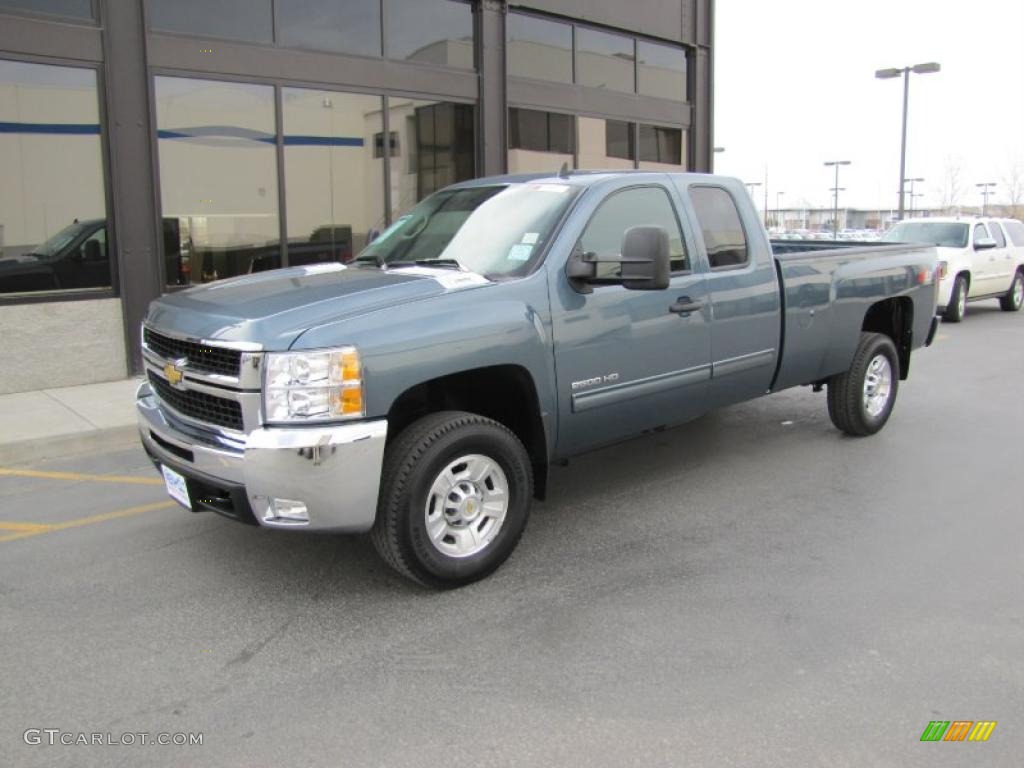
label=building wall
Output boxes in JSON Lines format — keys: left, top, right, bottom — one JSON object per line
{"left": 0, "top": 0, "right": 714, "bottom": 393}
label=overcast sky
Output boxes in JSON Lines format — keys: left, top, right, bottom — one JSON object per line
{"left": 713, "top": 0, "right": 1024, "bottom": 215}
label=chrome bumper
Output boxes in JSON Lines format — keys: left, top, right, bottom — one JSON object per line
{"left": 136, "top": 383, "right": 387, "bottom": 533}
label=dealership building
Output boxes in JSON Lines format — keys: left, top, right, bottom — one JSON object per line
{"left": 0, "top": 0, "right": 714, "bottom": 393}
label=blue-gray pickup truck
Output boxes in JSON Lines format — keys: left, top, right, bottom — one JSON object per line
{"left": 137, "top": 171, "right": 939, "bottom": 587}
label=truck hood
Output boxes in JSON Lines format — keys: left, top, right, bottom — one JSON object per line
{"left": 145, "top": 263, "right": 491, "bottom": 349}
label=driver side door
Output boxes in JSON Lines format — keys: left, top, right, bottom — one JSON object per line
{"left": 550, "top": 183, "right": 711, "bottom": 457}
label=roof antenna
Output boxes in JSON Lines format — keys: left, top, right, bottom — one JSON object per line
{"left": 557, "top": 162, "right": 570, "bottom": 179}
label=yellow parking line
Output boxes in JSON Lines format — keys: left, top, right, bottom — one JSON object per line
{"left": 0, "top": 500, "right": 175, "bottom": 543}
{"left": 0, "top": 521, "right": 52, "bottom": 532}
{"left": 0, "top": 467, "right": 162, "bottom": 486}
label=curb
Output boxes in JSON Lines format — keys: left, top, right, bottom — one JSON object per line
{"left": 0, "top": 425, "right": 141, "bottom": 466}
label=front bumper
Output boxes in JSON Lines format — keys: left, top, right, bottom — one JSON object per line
{"left": 137, "top": 383, "right": 387, "bottom": 533}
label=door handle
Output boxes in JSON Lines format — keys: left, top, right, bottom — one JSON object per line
{"left": 669, "top": 297, "right": 703, "bottom": 316}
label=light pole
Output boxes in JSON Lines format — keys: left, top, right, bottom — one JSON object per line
{"left": 875, "top": 62, "right": 940, "bottom": 220}
{"left": 976, "top": 182, "right": 996, "bottom": 215}
{"left": 775, "top": 191, "right": 785, "bottom": 229}
{"left": 746, "top": 182, "right": 762, "bottom": 219}
{"left": 824, "top": 160, "right": 851, "bottom": 239}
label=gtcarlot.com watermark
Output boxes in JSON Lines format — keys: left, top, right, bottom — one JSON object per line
{"left": 24, "top": 729, "right": 202, "bottom": 747}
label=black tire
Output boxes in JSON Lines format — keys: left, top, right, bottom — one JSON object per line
{"left": 943, "top": 274, "right": 967, "bottom": 322}
{"left": 370, "top": 411, "right": 532, "bottom": 588}
{"left": 827, "top": 332, "right": 900, "bottom": 437}
{"left": 999, "top": 270, "right": 1023, "bottom": 312}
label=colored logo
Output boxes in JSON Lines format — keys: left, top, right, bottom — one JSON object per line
{"left": 920, "top": 721, "right": 997, "bottom": 742}
{"left": 164, "top": 358, "right": 187, "bottom": 389}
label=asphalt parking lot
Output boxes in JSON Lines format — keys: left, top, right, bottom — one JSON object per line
{"left": 2, "top": 302, "right": 1022, "bottom": 768}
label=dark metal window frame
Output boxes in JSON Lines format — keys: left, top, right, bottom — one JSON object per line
{"left": 0, "top": 50, "right": 119, "bottom": 306}
{"left": 146, "top": 66, "right": 476, "bottom": 289}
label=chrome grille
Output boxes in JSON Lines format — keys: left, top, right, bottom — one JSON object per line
{"left": 143, "top": 328, "right": 242, "bottom": 378}
{"left": 147, "top": 372, "right": 244, "bottom": 432}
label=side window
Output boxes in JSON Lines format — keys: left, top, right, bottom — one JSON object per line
{"left": 82, "top": 227, "right": 107, "bottom": 261}
{"left": 577, "top": 186, "right": 689, "bottom": 278}
{"left": 1005, "top": 220, "right": 1024, "bottom": 247}
{"left": 689, "top": 186, "right": 749, "bottom": 269}
{"left": 974, "top": 223, "right": 990, "bottom": 244}
{"left": 989, "top": 222, "right": 1006, "bottom": 248}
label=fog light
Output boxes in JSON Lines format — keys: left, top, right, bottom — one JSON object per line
{"left": 267, "top": 498, "right": 309, "bottom": 524}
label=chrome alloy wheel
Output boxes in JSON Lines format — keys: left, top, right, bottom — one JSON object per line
{"left": 957, "top": 284, "right": 967, "bottom": 317}
{"left": 862, "top": 354, "right": 893, "bottom": 419}
{"left": 424, "top": 454, "right": 509, "bottom": 558}
{"left": 1013, "top": 275, "right": 1023, "bottom": 308}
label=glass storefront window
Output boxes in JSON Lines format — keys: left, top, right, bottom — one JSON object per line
{"left": 282, "top": 88, "right": 385, "bottom": 265}
{"left": 638, "top": 123, "right": 685, "bottom": 169}
{"left": 577, "top": 116, "right": 633, "bottom": 170}
{"left": 385, "top": 0, "right": 474, "bottom": 70}
{"left": 154, "top": 77, "right": 279, "bottom": 286}
{"left": 388, "top": 98, "right": 474, "bottom": 217}
{"left": 0, "top": 59, "right": 108, "bottom": 295}
{"left": 637, "top": 41, "right": 687, "bottom": 101}
{"left": 148, "top": 0, "right": 274, "bottom": 43}
{"left": 508, "top": 108, "right": 574, "bottom": 174}
{"left": 575, "top": 27, "right": 634, "bottom": 93}
{"left": 275, "top": 0, "right": 382, "bottom": 58}
{"left": 506, "top": 12, "right": 572, "bottom": 84}
{"left": 0, "top": 0, "right": 92, "bottom": 19}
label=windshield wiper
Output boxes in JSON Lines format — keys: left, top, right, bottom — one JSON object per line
{"left": 387, "top": 258, "right": 464, "bottom": 271}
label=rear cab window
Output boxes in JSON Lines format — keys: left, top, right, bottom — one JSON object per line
{"left": 688, "top": 186, "right": 749, "bottom": 269}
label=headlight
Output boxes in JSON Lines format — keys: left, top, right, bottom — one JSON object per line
{"left": 263, "top": 347, "right": 364, "bottom": 423}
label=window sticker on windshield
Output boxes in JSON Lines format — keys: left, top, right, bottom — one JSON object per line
{"left": 508, "top": 244, "right": 533, "bottom": 261}
{"left": 521, "top": 232, "right": 540, "bottom": 245}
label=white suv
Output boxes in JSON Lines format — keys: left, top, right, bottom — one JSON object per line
{"left": 882, "top": 217, "right": 1024, "bottom": 322}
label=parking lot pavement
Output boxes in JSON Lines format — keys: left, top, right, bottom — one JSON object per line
{"left": 1, "top": 302, "right": 1022, "bottom": 768}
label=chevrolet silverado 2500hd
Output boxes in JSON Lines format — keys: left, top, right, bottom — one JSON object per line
{"left": 137, "top": 172, "right": 939, "bottom": 587}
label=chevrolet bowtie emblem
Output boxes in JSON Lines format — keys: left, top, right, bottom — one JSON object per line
{"left": 164, "top": 358, "right": 187, "bottom": 389}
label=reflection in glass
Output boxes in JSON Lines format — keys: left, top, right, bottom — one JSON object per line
{"left": 506, "top": 12, "right": 572, "bottom": 83}
{"left": 508, "top": 108, "right": 574, "bottom": 174}
{"left": 0, "top": 59, "right": 108, "bottom": 294}
{"left": 577, "top": 117, "right": 633, "bottom": 170}
{"left": 638, "top": 124, "right": 685, "bottom": 169}
{"left": 148, "top": 0, "right": 273, "bottom": 43}
{"left": 575, "top": 27, "right": 634, "bottom": 93}
{"left": 385, "top": 0, "right": 474, "bottom": 70}
{"left": 283, "top": 88, "right": 385, "bottom": 265}
{"left": 155, "top": 77, "right": 279, "bottom": 286}
{"left": 637, "top": 41, "right": 687, "bottom": 101}
{"left": 0, "top": 0, "right": 92, "bottom": 18}
{"left": 276, "top": 0, "right": 382, "bottom": 58}
{"left": 388, "top": 99, "right": 474, "bottom": 217}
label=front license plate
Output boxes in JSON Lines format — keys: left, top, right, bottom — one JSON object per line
{"left": 161, "top": 465, "right": 192, "bottom": 510}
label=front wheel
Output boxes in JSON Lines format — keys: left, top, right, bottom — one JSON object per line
{"left": 370, "top": 411, "right": 532, "bottom": 588}
{"left": 1000, "top": 270, "right": 1023, "bottom": 312}
{"left": 943, "top": 274, "right": 967, "bottom": 322}
{"left": 827, "top": 332, "right": 900, "bottom": 437}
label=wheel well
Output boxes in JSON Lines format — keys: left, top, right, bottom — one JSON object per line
{"left": 957, "top": 270, "right": 970, "bottom": 288}
{"left": 862, "top": 297, "right": 913, "bottom": 379}
{"left": 386, "top": 365, "right": 549, "bottom": 499}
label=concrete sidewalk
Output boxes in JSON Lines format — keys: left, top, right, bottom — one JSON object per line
{"left": 0, "top": 378, "right": 143, "bottom": 465}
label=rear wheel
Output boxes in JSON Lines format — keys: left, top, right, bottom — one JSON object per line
{"left": 943, "top": 274, "right": 967, "bottom": 322}
{"left": 1000, "top": 270, "right": 1023, "bottom": 312}
{"left": 827, "top": 332, "right": 900, "bottom": 437}
{"left": 370, "top": 411, "right": 532, "bottom": 588}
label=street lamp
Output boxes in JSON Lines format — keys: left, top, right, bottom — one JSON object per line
{"left": 875, "top": 62, "right": 941, "bottom": 220}
{"left": 824, "top": 160, "right": 851, "bottom": 239}
{"left": 976, "top": 182, "right": 996, "bottom": 215}
{"left": 903, "top": 177, "right": 924, "bottom": 217}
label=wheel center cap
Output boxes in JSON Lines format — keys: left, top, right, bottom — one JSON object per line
{"left": 459, "top": 490, "right": 482, "bottom": 521}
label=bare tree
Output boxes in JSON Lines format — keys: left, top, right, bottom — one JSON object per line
{"left": 1003, "top": 157, "right": 1024, "bottom": 219}
{"left": 939, "top": 156, "right": 964, "bottom": 214}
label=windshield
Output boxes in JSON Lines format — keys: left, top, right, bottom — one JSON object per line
{"left": 356, "top": 183, "right": 579, "bottom": 278}
{"left": 882, "top": 222, "right": 968, "bottom": 248}
{"left": 29, "top": 222, "right": 90, "bottom": 259}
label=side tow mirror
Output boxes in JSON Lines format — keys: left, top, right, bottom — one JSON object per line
{"left": 566, "top": 225, "right": 671, "bottom": 293}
